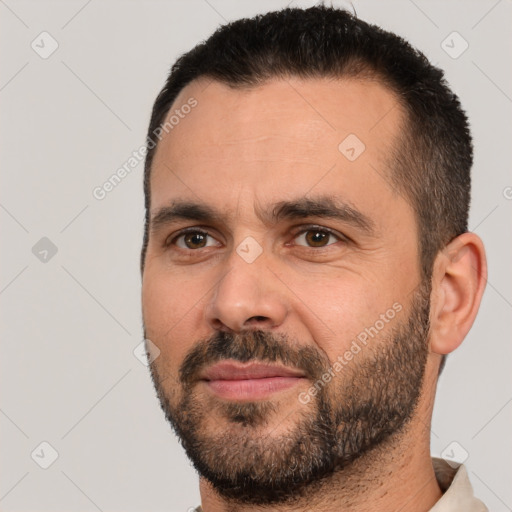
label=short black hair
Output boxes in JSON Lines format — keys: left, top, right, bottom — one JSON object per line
{"left": 142, "top": 5, "right": 474, "bottom": 375}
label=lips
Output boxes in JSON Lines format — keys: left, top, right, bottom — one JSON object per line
{"left": 200, "top": 361, "right": 306, "bottom": 381}
{"left": 199, "top": 361, "right": 307, "bottom": 400}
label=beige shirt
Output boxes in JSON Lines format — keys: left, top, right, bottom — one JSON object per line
{"left": 430, "top": 457, "right": 488, "bottom": 511}
{"left": 194, "top": 457, "right": 488, "bottom": 511}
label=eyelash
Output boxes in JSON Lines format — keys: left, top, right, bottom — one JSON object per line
{"left": 164, "top": 225, "right": 348, "bottom": 251}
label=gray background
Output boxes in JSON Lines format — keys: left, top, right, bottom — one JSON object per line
{"left": 1, "top": 0, "right": 511, "bottom": 510}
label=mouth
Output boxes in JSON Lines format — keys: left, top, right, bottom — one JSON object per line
{"left": 199, "top": 361, "right": 307, "bottom": 400}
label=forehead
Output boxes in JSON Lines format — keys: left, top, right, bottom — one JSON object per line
{"left": 156, "top": 76, "right": 402, "bottom": 157}
{"left": 149, "top": 76, "right": 409, "bottom": 226}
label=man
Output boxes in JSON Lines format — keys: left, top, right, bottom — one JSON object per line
{"left": 140, "top": 5, "right": 488, "bottom": 511}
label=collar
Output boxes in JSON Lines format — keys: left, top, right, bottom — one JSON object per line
{"left": 429, "top": 457, "right": 488, "bottom": 511}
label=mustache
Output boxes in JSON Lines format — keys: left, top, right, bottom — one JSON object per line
{"left": 179, "top": 330, "right": 330, "bottom": 388}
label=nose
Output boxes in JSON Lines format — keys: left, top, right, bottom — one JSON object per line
{"left": 204, "top": 250, "right": 289, "bottom": 333}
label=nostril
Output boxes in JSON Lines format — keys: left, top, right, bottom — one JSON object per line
{"left": 247, "top": 316, "right": 269, "bottom": 323}
{"left": 243, "top": 316, "right": 275, "bottom": 331}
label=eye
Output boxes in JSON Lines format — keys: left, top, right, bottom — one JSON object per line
{"left": 169, "top": 229, "right": 221, "bottom": 250}
{"left": 292, "top": 226, "right": 345, "bottom": 248}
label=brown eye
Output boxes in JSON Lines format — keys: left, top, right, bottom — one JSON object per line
{"left": 172, "top": 230, "right": 220, "bottom": 250}
{"left": 294, "top": 228, "right": 342, "bottom": 248}
{"left": 183, "top": 232, "right": 207, "bottom": 249}
{"left": 306, "top": 230, "right": 330, "bottom": 247}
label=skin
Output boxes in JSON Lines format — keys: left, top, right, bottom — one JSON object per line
{"left": 141, "top": 77, "right": 487, "bottom": 511}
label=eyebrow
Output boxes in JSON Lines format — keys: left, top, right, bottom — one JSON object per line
{"left": 150, "top": 195, "right": 375, "bottom": 236}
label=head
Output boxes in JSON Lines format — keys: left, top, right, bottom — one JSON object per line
{"left": 140, "top": 5, "right": 486, "bottom": 506}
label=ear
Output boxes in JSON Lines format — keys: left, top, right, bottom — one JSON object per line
{"left": 429, "top": 232, "right": 487, "bottom": 355}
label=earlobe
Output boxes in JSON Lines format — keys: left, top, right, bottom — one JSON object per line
{"left": 429, "top": 232, "right": 487, "bottom": 356}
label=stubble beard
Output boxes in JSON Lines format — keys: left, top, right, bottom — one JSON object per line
{"left": 146, "top": 283, "right": 431, "bottom": 505}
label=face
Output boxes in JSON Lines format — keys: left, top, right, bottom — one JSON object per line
{"left": 141, "top": 77, "right": 431, "bottom": 504}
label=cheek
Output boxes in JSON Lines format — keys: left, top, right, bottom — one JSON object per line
{"left": 142, "top": 267, "right": 206, "bottom": 369}
{"left": 289, "top": 271, "right": 400, "bottom": 361}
